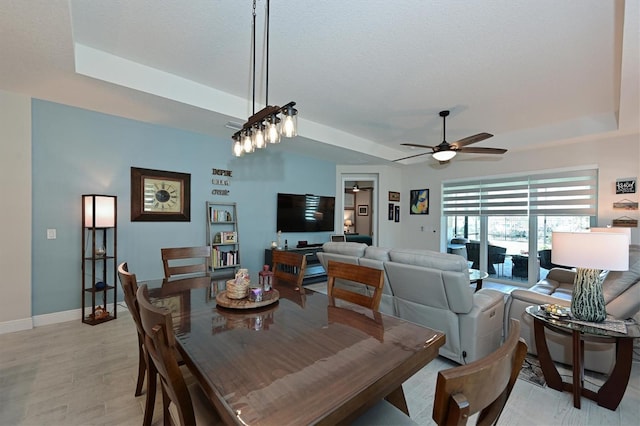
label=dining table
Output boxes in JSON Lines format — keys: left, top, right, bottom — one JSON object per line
{"left": 143, "top": 275, "right": 445, "bottom": 425}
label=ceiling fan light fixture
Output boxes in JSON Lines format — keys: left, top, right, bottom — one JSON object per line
{"left": 352, "top": 183, "right": 360, "bottom": 192}
{"left": 432, "top": 150, "right": 457, "bottom": 162}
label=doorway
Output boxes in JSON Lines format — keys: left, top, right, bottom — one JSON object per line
{"left": 341, "top": 174, "right": 378, "bottom": 246}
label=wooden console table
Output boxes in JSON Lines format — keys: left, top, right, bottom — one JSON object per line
{"left": 525, "top": 306, "right": 639, "bottom": 410}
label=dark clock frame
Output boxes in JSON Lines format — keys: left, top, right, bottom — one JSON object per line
{"left": 131, "top": 167, "right": 191, "bottom": 222}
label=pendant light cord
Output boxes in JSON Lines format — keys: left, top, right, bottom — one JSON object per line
{"left": 266, "top": 0, "right": 270, "bottom": 107}
{"left": 252, "top": 0, "right": 257, "bottom": 115}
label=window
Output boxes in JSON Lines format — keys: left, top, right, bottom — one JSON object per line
{"left": 443, "top": 168, "right": 597, "bottom": 283}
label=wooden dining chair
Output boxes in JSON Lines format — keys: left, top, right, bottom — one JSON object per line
{"left": 161, "top": 245, "right": 211, "bottom": 279}
{"left": 326, "top": 260, "right": 385, "bottom": 311}
{"left": 136, "top": 284, "right": 221, "bottom": 426}
{"left": 353, "top": 319, "right": 527, "bottom": 426}
{"left": 117, "top": 262, "right": 156, "bottom": 426}
{"left": 432, "top": 318, "right": 527, "bottom": 425}
{"left": 271, "top": 250, "right": 307, "bottom": 290}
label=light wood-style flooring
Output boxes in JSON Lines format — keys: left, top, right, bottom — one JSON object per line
{"left": 1, "top": 299, "right": 638, "bottom": 425}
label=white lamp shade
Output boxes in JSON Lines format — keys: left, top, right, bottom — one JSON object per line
{"left": 589, "top": 227, "right": 631, "bottom": 243}
{"left": 552, "top": 231, "right": 629, "bottom": 271}
{"left": 84, "top": 196, "right": 115, "bottom": 228}
{"left": 344, "top": 219, "right": 353, "bottom": 227}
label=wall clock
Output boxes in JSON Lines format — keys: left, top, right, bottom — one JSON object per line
{"left": 131, "top": 167, "right": 191, "bottom": 222}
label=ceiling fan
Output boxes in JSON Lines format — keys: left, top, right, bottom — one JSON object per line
{"left": 394, "top": 110, "right": 507, "bottom": 163}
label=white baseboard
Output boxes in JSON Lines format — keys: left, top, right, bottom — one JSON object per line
{"left": 0, "top": 304, "right": 130, "bottom": 335}
{"left": 0, "top": 317, "right": 33, "bottom": 334}
{"left": 32, "top": 308, "right": 82, "bottom": 327}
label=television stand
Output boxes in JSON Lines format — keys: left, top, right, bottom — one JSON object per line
{"left": 264, "top": 246, "right": 326, "bottom": 285}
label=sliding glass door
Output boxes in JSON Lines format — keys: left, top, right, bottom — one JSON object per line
{"left": 443, "top": 168, "right": 597, "bottom": 286}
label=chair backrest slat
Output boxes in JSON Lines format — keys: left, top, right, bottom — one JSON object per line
{"left": 326, "top": 260, "right": 384, "bottom": 311}
{"left": 432, "top": 318, "right": 528, "bottom": 425}
{"left": 161, "top": 246, "right": 211, "bottom": 279}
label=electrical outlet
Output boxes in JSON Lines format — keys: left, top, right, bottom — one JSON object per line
{"left": 47, "top": 229, "right": 56, "bottom": 239}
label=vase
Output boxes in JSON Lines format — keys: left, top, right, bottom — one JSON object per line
{"left": 570, "top": 268, "right": 606, "bottom": 322}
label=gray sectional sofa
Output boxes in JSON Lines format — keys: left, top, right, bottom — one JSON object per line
{"left": 317, "top": 242, "right": 505, "bottom": 364}
{"left": 505, "top": 245, "right": 640, "bottom": 374}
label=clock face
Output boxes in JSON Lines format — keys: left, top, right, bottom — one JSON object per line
{"left": 143, "top": 177, "right": 182, "bottom": 213}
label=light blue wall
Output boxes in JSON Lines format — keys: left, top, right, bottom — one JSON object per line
{"left": 32, "top": 100, "right": 335, "bottom": 315}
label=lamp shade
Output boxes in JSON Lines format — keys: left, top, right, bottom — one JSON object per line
{"left": 344, "top": 219, "right": 353, "bottom": 227}
{"left": 552, "top": 231, "right": 629, "bottom": 271}
{"left": 84, "top": 195, "right": 116, "bottom": 228}
{"left": 432, "top": 150, "right": 457, "bottom": 162}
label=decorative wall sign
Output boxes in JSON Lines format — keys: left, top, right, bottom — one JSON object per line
{"left": 410, "top": 189, "right": 429, "bottom": 214}
{"left": 388, "top": 203, "right": 394, "bottom": 220}
{"left": 612, "top": 216, "right": 638, "bottom": 227}
{"left": 613, "top": 199, "right": 639, "bottom": 210}
{"left": 131, "top": 167, "right": 191, "bottom": 222}
{"left": 389, "top": 191, "right": 400, "bottom": 202}
{"left": 212, "top": 168, "right": 232, "bottom": 196}
{"left": 616, "top": 177, "right": 636, "bottom": 194}
{"left": 394, "top": 205, "right": 400, "bottom": 222}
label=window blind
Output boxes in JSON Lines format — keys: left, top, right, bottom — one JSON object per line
{"left": 442, "top": 168, "right": 598, "bottom": 216}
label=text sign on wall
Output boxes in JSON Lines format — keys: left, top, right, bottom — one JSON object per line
{"left": 212, "top": 168, "right": 232, "bottom": 196}
{"left": 616, "top": 177, "right": 636, "bottom": 194}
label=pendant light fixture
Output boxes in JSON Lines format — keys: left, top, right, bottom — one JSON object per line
{"left": 232, "top": 0, "right": 298, "bottom": 157}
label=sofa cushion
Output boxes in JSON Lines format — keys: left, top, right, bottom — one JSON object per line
{"left": 321, "top": 242, "right": 367, "bottom": 257}
{"left": 388, "top": 249, "right": 467, "bottom": 272}
{"left": 602, "top": 246, "right": 640, "bottom": 303}
{"left": 364, "top": 246, "right": 391, "bottom": 261}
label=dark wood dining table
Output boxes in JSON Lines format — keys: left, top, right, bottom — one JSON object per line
{"left": 143, "top": 275, "right": 445, "bottom": 425}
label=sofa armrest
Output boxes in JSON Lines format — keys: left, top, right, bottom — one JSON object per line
{"left": 458, "top": 289, "right": 505, "bottom": 362}
{"left": 504, "top": 289, "right": 569, "bottom": 335}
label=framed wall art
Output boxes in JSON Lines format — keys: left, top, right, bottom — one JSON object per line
{"left": 131, "top": 167, "right": 191, "bottom": 221}
{"left": 389, "top": 191, "right": 400, "bottom": 202}
{"left": 388, "top": 203, "right": 394, "bottom": 220}
{"left": 409, "top": 189, "right": 429, "bottom": 215}
{"left": 358, "top": 205, "right": 369, "bottom": 216}
{"left": 394, "top": 205, "right": 400, "bottom": 222}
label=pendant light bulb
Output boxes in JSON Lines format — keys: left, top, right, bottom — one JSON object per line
{"left": 232, "top": 139, "right": 244, "bottom": 157}
{"left": 266, "top": 115, "right": 281, "bottom": 143}
{"left": 281, "top": 106, "right": 298, "bottom": 138}
{"left": 243, "top": 130, "right": 254, "bottom": 153}
{"left": 253, "top": 124, "right": 266, "bottom": 149}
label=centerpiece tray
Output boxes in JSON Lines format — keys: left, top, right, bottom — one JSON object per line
{"left": 216, "top": 289, "right": 280, "bottom": 309}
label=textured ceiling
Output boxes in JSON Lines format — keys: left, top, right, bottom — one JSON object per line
{"left": 0, "top": 0, "right": 637, "bottom": 165}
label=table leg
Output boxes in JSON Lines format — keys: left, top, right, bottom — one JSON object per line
{"left": 596, "top": 338, "right": 634, "bottom": 410}
{"left": 475, "top": 278, "right": 483, "bottom": 291}
{"left": 571, "top": 330, "right": 581, "bottom": 409}
{"left": 385, "top": 385, "right": 409, "bottom": 416}
{"left": 532, "top": 318, "right": 563, "bottom": 390}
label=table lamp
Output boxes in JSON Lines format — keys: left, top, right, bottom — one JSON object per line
{"left": 551, "top": 229, "right": 629, "bottom": 322}
{"left": 344, "top": 219, "right": 353, "bottom": 233}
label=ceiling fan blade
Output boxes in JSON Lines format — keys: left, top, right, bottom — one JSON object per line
{"left": 458, "top": 147, "right": 507, "bottom": 154}
{"left": 393, "top": 151, "right": 432, "bottom": 162}
{"left": 400, "top": 143, "right": 437, "bottom": 149}
{"left": 451, "top": 132, "right": 494, "bottom": 148}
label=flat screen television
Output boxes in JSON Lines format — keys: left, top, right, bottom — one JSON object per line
{"left": 277, "top": 193, "right": 335, "bottom": 232}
